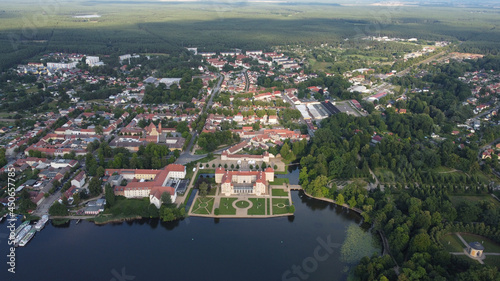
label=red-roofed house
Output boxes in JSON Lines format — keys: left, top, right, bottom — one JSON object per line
{"left": 105, "top": 164, "right": 186, "bottom": 206}
{"left": 71, "top": 171, "right": 86, "bottom": 188}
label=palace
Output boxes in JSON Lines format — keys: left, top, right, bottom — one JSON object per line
{"left": 215, "top": 167, "right": 274, "bottom": 196}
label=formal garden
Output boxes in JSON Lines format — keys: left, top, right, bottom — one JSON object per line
{"left": 248, "top": 198, "right": 266, "bottom": 215}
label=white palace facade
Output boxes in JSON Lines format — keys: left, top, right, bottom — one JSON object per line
{"left": 215, "top": 167, "right": 274, "bottom": 196}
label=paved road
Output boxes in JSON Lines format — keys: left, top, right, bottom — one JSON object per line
{"left": 33, "top": 165, "right": 83, "bottom": 217}
{"left": 175, "top": 74, "right": 224, "bottom": 165}
{"left": 243, "top": 70, "right": 249, "bottom": 92}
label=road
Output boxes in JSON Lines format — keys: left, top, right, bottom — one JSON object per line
{"left": 396, "top": 50, "right": 448, "bottom": 77}
{"left": 175, "top": 74, "right": 223, "bottom": 165}
{"left": 243, "top": 70, "right": 249, "bottom": 92}
{"left": 32, "top": 163, "right": 83, "bottom": 217}
{"left": 471, "top": 105, "right": 500, "bottom": 124}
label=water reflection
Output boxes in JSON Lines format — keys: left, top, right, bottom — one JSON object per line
{"left": 1, "top": 191, "right": 379, "bottom": 281}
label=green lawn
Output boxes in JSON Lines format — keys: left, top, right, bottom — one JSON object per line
{"left": 449, "top": 195, "right": 500, "bottom": 208}
{"left": 235, "top": 200, "right": 250, "bottom": 208}
{"left": 269, "top": 178, "right": 289, "bottom": 186}
{"left": 271, "top": 188, "right": 289, "bottom": 197}
{"left": 440, "top": 234, "right": 466, "bottom": 252}
{"left": 196, "top": 169, "right": 215, "bottom": 176}
{"left": 183, "top": 188, "right": 194, "bottom": 205}
{"left": 248, "top": 198, "right": 266, "bottom": 215}
{"left": 194, "top": 149, "right": 210, "bottom": 155}
{"left": 484, "top": 255, "right": 500, "bottom": 267}
{"left": 267, "top": 198, "right": 270, "bottom": 215}
{"left": 218, "top": 198, "right": 237, "bottom": 215}
{"left": 198, "top": 155, "right": 216, "bottom": 163}
{"left": 191, "top": 197, "right": 215, "bottom": 215}
{"left": 459, "top": 233, "right": 500, "bottom": 253}
{"left": 272, "top": 198, "right": 291, "bottom": 215}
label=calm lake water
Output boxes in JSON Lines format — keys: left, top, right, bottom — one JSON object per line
{"left": 1, "top": 190, "right": 377, "bottom": 281}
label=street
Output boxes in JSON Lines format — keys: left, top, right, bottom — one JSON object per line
{"left": 175, "top": 74, "right": 224, "bottom": 165}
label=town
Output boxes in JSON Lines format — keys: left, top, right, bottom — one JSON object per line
{"left": 2, "top": 33, "right": 500, "bottom": 280}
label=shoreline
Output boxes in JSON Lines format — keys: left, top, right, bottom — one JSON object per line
{"left": 92, "top": 215, "right": 143, "bottom": 225}
{"left": 188, "top": 213, "right": 292, "bottom": 219}
{"left": 48, "top": 191, "right": 362, "bottom": 224}
{"left": 300, "top": 190, "right": 364, "bottom": 216}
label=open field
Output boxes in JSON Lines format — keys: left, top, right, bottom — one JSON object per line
{"left": 449, "top": 195, "right": 500, "bottom": 208}
{"left": 1, "top": 2, "right": 500, "bottom": 70}
{"left": 484, "top": 255, "right": 500, "bottom": 267}
{"left": 440, "top": 234, "right": 466, "bottom": 252}
{"left": 459, "top": 233, "right": 500, "bottom": 253}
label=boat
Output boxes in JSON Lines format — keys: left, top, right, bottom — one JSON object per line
{"left": 35, "top": 215, "right": 49, "bottom": 231}
{"left": 18, "top": 229, "right": 36, "bottom": 247}
{"left": 15, "top": 225, "right": 32, "bottom": 245}
{"left": 14, "top": 221, "right": 30, "bottom": 237}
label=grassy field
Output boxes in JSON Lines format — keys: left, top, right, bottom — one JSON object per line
{"left": 440, "top": 234, "right": 466, "bottom": 252}
{"left": 484, "top": 255, "right": 500, "bottom": 267}
{"left": 235, "top": 200, "right": 250, "bottom": 208}
{"left": 248, "top": 198, "right": 266, "bottom": 215}
{"left": 309, "top": 58, "right": 333, "bottom": 72}
{"left": 449, "top": 195, "right": 500, "bottom": 208}
{"left": 218, "top": 198, "right": 237, "bottom": 215}
{"left": 271, "top": 188, "right": 289, "bottom": 197}
{"left": 272, "top": 198, "right": 291, "bottom": 215}
{"left": 459, "top": 233, "right": 500, "bottom": 253}
{"left": 191, "top": 197, "right": 215, "bottom": 215}
{"left": 269, "top": 178, "right": 289, "bottom": 186}
{"left": 183, "top": 188, "right": 194, "bottom": 205}
{"left": 267, "top": 198, "right": 270, "bottom": 215}
{"left": 198, "top": 155, "right": 216, "bottom": 163}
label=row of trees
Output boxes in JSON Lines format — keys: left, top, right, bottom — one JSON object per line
{"left": 197, "top": 131, "right": 240, "bottom": 152}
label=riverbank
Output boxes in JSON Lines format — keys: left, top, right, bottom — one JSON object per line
{"left": 189, "top": 213, "right": 291, "bottom": 219}
{"left": 301, "top": 190, "right": 364, "bottom": 216}
{"left": 90, "top": 215, "right": 143, "bottom": 225}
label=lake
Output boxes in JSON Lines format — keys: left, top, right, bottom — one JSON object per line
{"left": 0, "top": 191, "right": 379, "bottom": 281}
